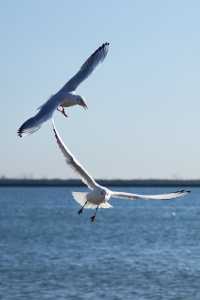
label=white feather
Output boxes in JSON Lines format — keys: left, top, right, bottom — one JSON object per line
{"left": 72, "top": 192, "right": 112, "bottom": 209}
{"left": 18, "top": 43, "right": 109, "bottom": 137}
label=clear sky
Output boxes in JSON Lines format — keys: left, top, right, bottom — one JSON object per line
{"left": 1, "top": 0, "right": 200, "bottom": 179}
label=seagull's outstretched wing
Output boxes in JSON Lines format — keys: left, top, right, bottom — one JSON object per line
{"left": 17, "top": 115, "right": 42, "bottom": 137}
{"left": 60, "top": 42, "right": 109, "bottom": 92}
{"left": 17, "top": 95, "right": 58, "bottom": 137}
{"left": 52, "top": 121, "right": 98, "bottom": 190}
{"left": 111, "top": 190, "right": 190, "bottom": 201}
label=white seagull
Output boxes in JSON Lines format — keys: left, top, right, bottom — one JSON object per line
{"left": 52, "top": 121, "right": 190, "bottom": 222}
{"left": 18, "top": 42, "right": 109, "bottom": 137}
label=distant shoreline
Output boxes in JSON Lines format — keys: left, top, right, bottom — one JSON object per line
{"left": 0, "top": 178, "right": 198, "bottom": 187}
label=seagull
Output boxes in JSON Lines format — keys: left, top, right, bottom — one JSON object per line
{"left": 52, "top": 121, "right": 190, "bottom": 223}
{"left": 17, "top": 42, "right": 109, "bottom": 137}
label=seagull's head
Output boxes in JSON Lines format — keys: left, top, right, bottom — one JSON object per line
{"left": 98, "top": 188, "right": 108, "bottom": 200}
{"left": 77, "top": 95, "right": 88, "bottom": 110}
{"left": 100, "top": 190, "right": 106, "bottom": 197}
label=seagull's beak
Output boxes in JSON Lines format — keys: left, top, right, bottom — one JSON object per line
{"left": 82, "top": 101, "right": 88, "bottom": 110}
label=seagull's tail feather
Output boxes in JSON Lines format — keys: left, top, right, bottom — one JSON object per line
{"left": 72, "top": 192, "right": 112, "bottom": 209}
{"left": 99, "top": 202, "right": 112, "bottom": 208}
{"left": 17, "top": 116, "right": 41, "bottom": 137}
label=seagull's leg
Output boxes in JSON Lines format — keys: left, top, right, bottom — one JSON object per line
{"left": 90, "top": 206, "right": 99, "bottom": 223}
{"left": 78, "top": 201, "right": 88, "bottom": 215}
{"left": 57, "top": 105, "right": 68, "bottom": 118}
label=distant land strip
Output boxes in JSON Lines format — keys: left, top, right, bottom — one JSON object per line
{"left": 0, "top": 178, "right": 198, "bottom": 187}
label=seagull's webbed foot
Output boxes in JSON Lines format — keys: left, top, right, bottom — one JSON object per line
{"left": 78, "top": 207, "right": 84, "bottom": 215}
{"left": 90, "top": 215, "right": 96, "bottom": 223}
{"left": 62, "top": 108, "right": 68, "bottom": 118}
{"left": 57, "top": 106, "right": 68, "bottom": 118}
{"left": 90, "top": 206, "right": 99, "bottom": 223}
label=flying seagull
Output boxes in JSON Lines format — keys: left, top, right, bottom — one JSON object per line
{"left": 52, "top": 121, "right": 190, "bottom": 223}
{"left": 17, "top": 42, "right": 109, "bottom": 137}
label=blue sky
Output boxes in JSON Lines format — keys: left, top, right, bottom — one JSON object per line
{"left": 1, "top": 0, "right": 200, "bottom": 179}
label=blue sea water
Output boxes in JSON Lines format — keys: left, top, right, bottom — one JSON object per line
{"left": 0, "top": 186, "right": 199, "bottom": 300}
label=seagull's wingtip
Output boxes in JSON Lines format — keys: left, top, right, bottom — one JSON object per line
{"left": 103, "top": 42, "right": 110, "bottom": 48}
{"left": 17, "top": 128, "right": 23, "bottom": 138}
{"left": 179, "top": 189, "right": 191, "bottom": 195}
{"left": 52, "top": 122, "right": 58, "bottom": 139}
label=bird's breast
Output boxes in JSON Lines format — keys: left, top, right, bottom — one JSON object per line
{"left": 86, "top": 191, "right": 106, "bottom": 205}
{"left": 62, "top": 99, "right": 76, "bottom": 107}
{"left": 61, "top": 93, "right": 78, "bottom": 107}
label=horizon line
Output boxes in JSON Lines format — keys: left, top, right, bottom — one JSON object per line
{"left": 0, "top": 178, "right": 199, "bottom": 187}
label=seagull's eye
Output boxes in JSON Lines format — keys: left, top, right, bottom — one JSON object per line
{"left": 100, "top": 191, "right": 104, "bottom": 196}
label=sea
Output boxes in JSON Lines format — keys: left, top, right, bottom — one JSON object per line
{"left": 0, "top": 186, "right": 199, "bottom": 300}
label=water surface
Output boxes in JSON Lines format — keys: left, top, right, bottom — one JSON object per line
{"left": 0, "top": 187, "right": 199, "bottom": 300}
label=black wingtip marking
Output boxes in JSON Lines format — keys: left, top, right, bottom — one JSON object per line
{"left": 176, "top": 189, "right": 191, "bottom": 194}
{"left": 102, "top": 42, "right": 110, "bottom": 49}
{"left": 91, "top": 42, "right": 110, "bottom": 58}
{"left": 53, "top": 127, "right": 57, "bottom": 137}
{"left": 53, "top": 128, "right": 59, "bottom": 143}
{"left": 17, "top": 128, "right": 23, "bottom": 138}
